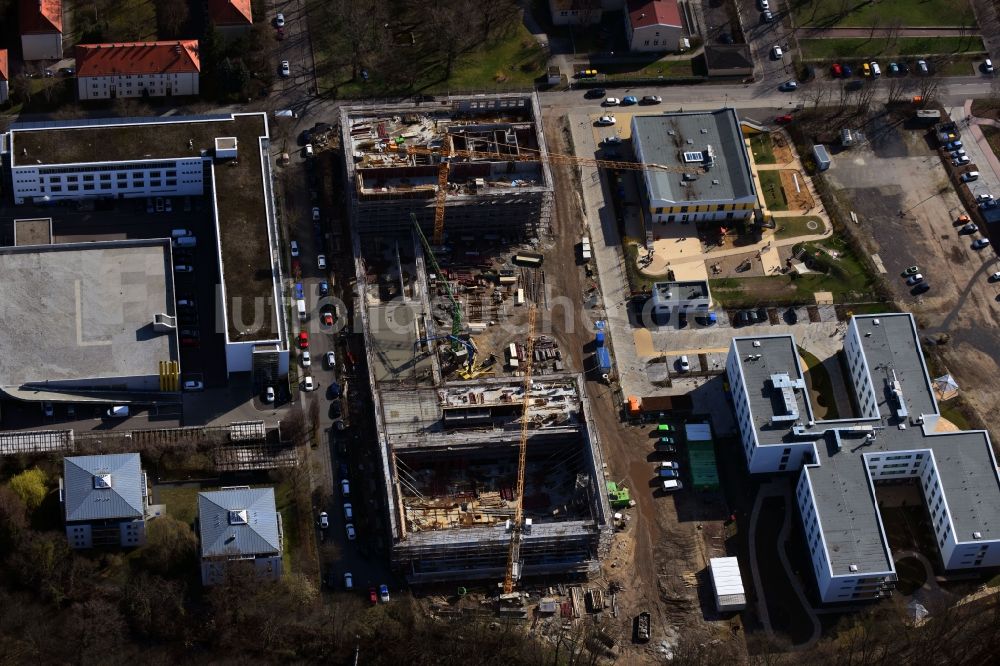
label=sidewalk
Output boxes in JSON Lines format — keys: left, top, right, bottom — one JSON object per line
{"left": 963, "top": 99, "right": 1000, "bottom": 190}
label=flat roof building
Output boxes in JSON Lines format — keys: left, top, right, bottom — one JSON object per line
{"left": 61, "top": 453, "right": 149, "bottom": 548}
{"left": 650, "top": 279, "right": 712, "bottom": 313}
{"left": 0, "top": 239, "right": 178, "bottom": 403}
{"left": 709, "top": 556, "right": 747, "bottom": 612}
{"left": 4, "top": 113, "right": 288, "bottom": 384}
{"left": 631, "top": 109, "right": 757, "bottom": 225}
{"left": 726, "top": 313, "right": 1000, "bottom": 603}
{"left": 198, "top": 486, "right": 283, "bottom": 585}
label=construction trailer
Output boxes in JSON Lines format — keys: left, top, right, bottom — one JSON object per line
{"left": 709, "top": 556, "right": 747, "bottom": 612}
{"left": 685, "top": 422, "right": 720, "bottom": 490}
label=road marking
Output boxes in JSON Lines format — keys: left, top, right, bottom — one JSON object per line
{"left": 75, "top": 280, "right": 113, "bottom": 347}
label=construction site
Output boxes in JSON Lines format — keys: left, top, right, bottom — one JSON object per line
{"left": 344, "top": 94, "right": 611, "bottom": 587}
{"left": 339, "top": 94, "right": 554, "bottom": 238}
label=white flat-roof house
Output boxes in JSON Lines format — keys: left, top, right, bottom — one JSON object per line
{"left": 75, "top": 40, "right": 201, "bottom": 101}
{"left": 727, "top": 313, "right": 1000, "bottom": 603}
{"left": 20, "top": 0, "right": 63, "bottom": 61}
{"left": 632, "top": 109, "right": 757, "bottom": 225}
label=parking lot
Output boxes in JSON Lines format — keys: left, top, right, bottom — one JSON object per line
{"left": 823, "top": 112, "right": 1000, "bottom": 424}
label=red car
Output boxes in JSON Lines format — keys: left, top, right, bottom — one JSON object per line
{"left": 181, "top": 337, "right": 199, "bottom": 348}
{"left": 369, "top": 587, "right": 378, "bottom": 605}
{"left": 831, "top": 62, "right": 843, "bottom": 77}
{"left": 775, "top": 114, "right": 793, "bottom": 124}
{"left": 322, "top": 312, "right": 334, "bottom": 326}
{"left": 291, "top": 259, "right": 302, "bottom": 276}
{"left": 298, "top": 331, "right": 309, "bottom": 349}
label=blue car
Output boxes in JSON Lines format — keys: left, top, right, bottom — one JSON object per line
{"left": 319, "top": 281, "right": 329, "bottom": 297}
{"left": 294, "top": 282, "right": 304, "bottom": 299}
{"left": 842, "top": 64, "right": 853, "bottom": 77}
{"left": 622, "top": 95, "right": 638, "bottom": 105}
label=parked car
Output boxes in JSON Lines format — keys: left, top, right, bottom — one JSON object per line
{"left": 43, "top": 402, "right": 54, "bottom": 417}
{"left": 889, "top": 62, "right": 899, "bottom": 75}
{"left": 318, "top": 511, "right": 329, "bottom": 529}
{"left": 656, "top": 423, "right": 675, "bottom": 432}
{"left": 265, "top": 386, "right": 275, "bottom": 403}
{"left": 917, "top": 59, "right": 929, "bottom": 74}
{"left": 302, "top": 350, "right": 312, "bottom": 366}
{"left": 976, "top": 193, "right": 993, "bottom": 203}
{"left": 343, "top": 572, "right": 353, "bottom": 590}
{"left": 761, "top": 9, "right": 773, "bottom": 22}
{"left": 984, "top": 58, "right": 995, "bottom": 73}
{"left": 771, "top": 45, "right": 783, "bottom": 59}
{"left": 953, "top": 156, "right": 971, "bottom": 166}
{"left": 341, "top": 479, "right": 350, "bottom": 496}
{"left": 369, "top": 587, "right": 378, "bottom": 604}
{"left": 318, "top": 254, "right": 327, "bottom": 269}
{"left": 756, "top": 306, "right": 768, "bottom": 322}
{"left": 303, "top": 376, "right": 315, "bottom": 391}
{"left": 319, "top": 281, "right": 330, "bottom": 297}
{"left": 183, "top": 380, "right": 204, "bottom": 391}
{"left": 831, "top": 63, "right": 843, "bottom": 77}
{"left": 989, "top": 271, "right": 1000, "bottom": 282}
{"left": 905, "top": 274, "right": 924, "bottom": 286}
{"left": 945, "top": 140, "right": 963, "bottom": 150}
{"left": 778, "top": 80, "right": 798, "bottom": 92}
{"left": 842, "top": 64, "right": 853, "bottom": 77}
{"left": 290, "top": 240, "right": 300, "bottom": 257}
{"left": 275, "top": 12, "right": 285, "bottom": 27}
{"left": 596, "top": 116, "right": 616, "bottom": 126}
{"left": 174, "top": 264, "right": 194, "bottom": 273}
{"left": 775, "top": 114, "right": 793, "bottom": 124}
{"left": 902, "top": 265, "right": 920, "bottom": 276}
{"left": 325, "top": 351, "right": 336, "bottom": 369}
{"left": 913, "top": 282, "right": 931, "bottom": 294}
{"left": 677, "top": 355, "right": 690, "bottom": 372}
{"left": 622, "top": 95, "right": 638, "bottom": 105}
{"left": 662, "top": 479, "right": 683, "bottom": 492}
{"left": 973, "top": 238, "right": 991, "bottom": 249}
{"left": 640, "top": 95, "right": 662, "bottom": 104}
{"left": 379, "top": 584, "right": 390, "bottom": 603}
{"left": 299, "top": 331, "right": 309, "bottom": 348}
{"left": 603, "top": 135, "right": 622, "bottom": 145}
{"left": 950, "top": 149, "right": 967, "bottom": 158}
{"left": 322, "top": 312, "right": 334, "bottom": 326}
{"left": 962, "top": 223, "right": 979, "bottom": 234}
{"left": 344, "top": 503, "right": 353, "bottom": 520}
{"left": 961, "top": 171, "right": 980, "bottom": 182}
{"left": 345, "top": 524, "right": 356, "bottom": 540}
{"left": 604, "top": 97, "right": 620, "bottom": 106}
{"left": 280, "top": 60, "right": 290, "bottom": 77}
{"left": 312, "top": 206, "right": 321, "bottom": 221}
{"left": 585, "top": 88, "right": 606, "bottom": 99}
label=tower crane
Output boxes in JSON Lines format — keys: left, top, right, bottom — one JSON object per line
{"left": 387, "top": 142, "right": 701, "bottom": 244}
{"left": 412, "top": 213, "right": 462, "bottom": 343}
{"left": 503, "top": 305, "right": 537, "bottom": 594}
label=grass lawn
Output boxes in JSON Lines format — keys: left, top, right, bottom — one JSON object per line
{"left": 440, "top": 27, "right": 548, "bottom": 92}
{"left": 749, "top": 133, "right": 776, "bottom": 165}
{"left": 275, "top": 479, "right": 303, "bottom": 573}
{"left": 983, "top": 126, "right": 1000, "bottom": 163}
{"left": 157, "top": 485, "right": 200, "bottom": 525}
{"left": 798, "top": 347, "right": 839, "bottom": 419}
{"left": 774, "top": 215, "right": 825, "bottom": 239}
{"left": 759, "top": 170, "right": 788, "bottom": 211}
{"left": 791, "top": 0, "right": 975, "bottom": 28}
{"left": 601, "top": 57, "right": 697, "bottom": 80}
{"left": 940, "top": 398, "right": 973, "bottom": 430}
{"left": 799, "top": 36, "right": 985, "bottom": 60}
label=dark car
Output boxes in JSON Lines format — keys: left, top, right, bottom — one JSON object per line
{"left": 756, "top": 307, "right": 769, "bottom": 323}
{"left": 585, "top": 88, "right": 607, "bottom": 99}
{"left": 319, "top": 281, "right": 330, "bottom": 297}
{"left": 913, "top": 282, "right": 930, "bottom": 295}
{"left": 743, "top": 310, "right": 758, "bottom": 324}
{"left": 785, "top": 308, "right": 798, "bottom": 324}
{"left": 735, "top": 310, "right": 749, "bottom": 326}
{"left": 339, "top": 462, "right": 349, "bottom": 479}
{"left": 328, "top": 382, "right": 342, "bottom": 399}
{"left": 329, "top": 402, "right": 343, "bottom": 419}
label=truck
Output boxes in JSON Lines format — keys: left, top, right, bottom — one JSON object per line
{"left": 106, "top": 405, "right": 129, "bottom": 418}
{"left": 596, "top": 347, "right": 612, "bottom": 374}
{"left": 636, "top": 611, "right": 651, "bottom": 642}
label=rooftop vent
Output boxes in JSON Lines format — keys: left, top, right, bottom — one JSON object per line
{"left": 228, "top": 509, "right": 248, "bottom": 525}
{"left": 752, "top": 340, "right": 761, "bottom": 347}
{"left": 974, "top": 531, "right": 983, "bottom": 539}
{"left": 93, "top": 474, "right": 112, "bottom": 489}
{"left": 873, "top": 318, "right": 880, "bottom": 326}
{"left": 683, "top": 151, "right": 704, "bottom": 163}
{"left": 667, "top": 130, "right": 675, "bottom": 135}
{"left": 700, "top": 128, "right": 708, "bottom": 134}
{"left": 686, "top": 139, "right": 694, "bottom": 144}
{"left": 712, "top": 179, "right": 720, "bottom": 184}
{"left": 849, "top": 564, "right": 859, "bottom": 572}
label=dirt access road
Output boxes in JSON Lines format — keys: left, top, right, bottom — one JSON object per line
{"left": 541, "top": 116, "right": 743, "bottom": 662}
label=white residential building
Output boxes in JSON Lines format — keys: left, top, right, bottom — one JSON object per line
{"left": 631, "top": 109, "right": 758, "bottom": 225}
{"left": 727, "top": 314, "right": 1000, "bottom": 603}
{"left": 625, "top": 0, "right": 684, "bottom": 52}
{"left": 20, "top": 0, "right": 63, "bottom": 61}
{"left": 76, "top": 41, "right": 200, "bottom": 101}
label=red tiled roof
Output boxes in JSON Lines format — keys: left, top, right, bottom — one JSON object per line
{"left": 75, "top": 41, "right": 201, "bottom": 77}
{"left": 20, "top": 0, "right": 63, "bottom": 34}
{"left": 0, "top": 50, "right": 8, "bottom": 81}
{"left": 208, "top": 0, "right": 253, "bottom": 26}
{"left": 627, "top": 0, "right": 682, "bottom": 29}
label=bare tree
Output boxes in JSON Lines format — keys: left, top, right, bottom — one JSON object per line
{"left": 426, "top": 2, "right": 475, "bottom": 81}
{"left": 155, "top": 0, "right": 189, "bottom": 37}
{"left": 885, "top": 76, "right": 907, "bottom": 105}
{"left": 917, "top": 76, "right": 941, "bottom": 106}
{"left": 478, "top": 0, "right": 517, "bottom": 43}
{"left": 885, "top": 18, "right": 903, "bottom": 48}
{"left": 868, "top": 14, "right": 881, "bottom": 41}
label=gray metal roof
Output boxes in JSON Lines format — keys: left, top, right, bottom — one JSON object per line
{"left": 198, "top": 487, "right": 281, "bottom": 558}
{"left": 63, "top": 453, "right": 144, "bottom": 522}
{"left": 732, "top": 314, "right": 1000, "bottom": 577}
{"left": 631, "top": 109, "right": 755, "bottom": 205}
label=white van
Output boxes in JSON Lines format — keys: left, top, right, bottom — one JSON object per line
{"left": 106, "top": 405, "right": 129, "bottom": 418}
{"left": 173, "top": 236, "right": 196, "bottom": 248}
{"left": 871, "top": 61, "right": 881, "bottom": 77}
{"left": 296, "top": 299, "right": 307, "bottom": 321}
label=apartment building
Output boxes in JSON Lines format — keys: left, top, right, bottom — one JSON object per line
{"left": 198, "top": 487, "right": 283, "bottom": 585}
{"left": 75, "top": 40, "right": 200, "bottom": 100}
{"left": 625, "top": 0, "right": 684, "bottom": 52}
{"left": 20, "top": 0, "right": 63, "bottom": 61}
{"left": 726, "top": 313, "right": 1000, "bottom": 602}
{"left": 61, "top": 453, "right": 149, "bottom": 549}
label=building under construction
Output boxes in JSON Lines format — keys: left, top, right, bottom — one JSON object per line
{"left": 345, "top": 95, "right": 609, "bottom": 584}
{"left": 339, "top": 94, "right": 554, "bottom": 238}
